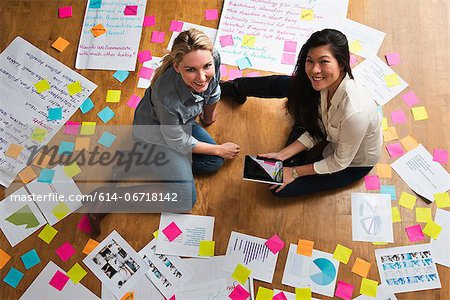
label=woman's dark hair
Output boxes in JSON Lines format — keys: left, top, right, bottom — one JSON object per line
{"left": 288, "top": 29, "right": 353, "bottom": 141}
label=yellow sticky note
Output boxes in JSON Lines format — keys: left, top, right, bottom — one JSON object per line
{"left": 360, "top": 278, "right": 378, "bottom": 297}
{"left": 231, "top": 263, "right": 252, "bottom": 285}
{"left": 399, "top": 192, "right": 417, "bottom": 210}
{"left": 256, "top": 287, "right": 274, "bottom": 300}
{"left": 297, "top": 239, "right": 314, "bottom": 256}
{"left": 423, "top": 221, "right": 442, "bottom": 239}
{"left": 75, "top": 137, "right": 91, "bottom": 150}
{"left": 295, "top": 287, "right": 311, "bottom": 299}
{"left": 67, "top": 263, "right": 87, "bottom": 284}
{"left": 301, "top": 9, "right": 314, "bottom": 21}
{"left": 153, "top": 230, "right": 159, "bottom": 239}
{"left": 52, "top": 202, "right": 71, "bottom": 220}
{"left": 64, "top": 162, "right": 81, "bottom": 178}
{"left": 383, "top": 127, "right": 398, "bottom": 142}
{"left": 52, "top": 37, "right": 70, "bottom": 52}
{"left": 38, "top": 224, "right": 58, "bottom": 244}
{"left": 34, "top": 79, "right": 51, "bottom": 93}
{"left": 80, "top": 122, "right": 96, "bottom": 135}
{"left": 67, "top": 81, "right": 83, "bottom": 96}
{"left": 19, "top": 166, "right": 37, "bottom": 184}
{"left": 416, "top": 207, "right": 432, "bottom": 222}
{"left": 392, "top": 207, "right": 401, "bottom": 223}
{"left": 352, "top": 257, "right": 371, "bottom": 278}
{"left": 372, "top": 242, "right": 388, "bottom": 245}
{"left": 106, "top": 90, "right": 122, "bottom": 103}
{"left": 376, "top": 163, "right": 392, "bottom": 179}
{"left": 82, "top": 238, "right": 100, "bottom": 255}
{"left": 434, "top": 192, "right": 450, "bottom": 208}
{"left": 198, "top": 240, "right": 215, "bottom": 257}
{"left": 349, "top": 40, "right": 363, "bottom": 53}
{"left": 31, "top": 127, "right": 48, "bottom": 142}
{"left": 242, "top": 34, "right": 256, "bottom": 47}
{"left": 0, "top": 248, "right": 11, "bottom": 269}
{"left": 411, "top": 106, "right": 428, "bottom": 121}
{"left": 384, "top": 73, "right": 400, "bottom": 87}
{"left": 333, "top": 244, "right": 352, "bottom": 264}
{"left": 91, "top": 23, "right": 107, "bottom": 37}
{"left": 400, "top": 135, "right": 419, "bottom": 151}
{"left": 381, "top": 117, "right": 388, "bottom": 131}
{"left": 33, "top": 153, "right": 51, "bottom": 168}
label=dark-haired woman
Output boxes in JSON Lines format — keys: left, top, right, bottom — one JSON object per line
{"left": 221, "top": 29, "right": 382, "bottom": 196}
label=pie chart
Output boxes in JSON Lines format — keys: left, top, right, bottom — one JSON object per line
{"left": 309, "top": 258, "right": 336, "bottom": 286}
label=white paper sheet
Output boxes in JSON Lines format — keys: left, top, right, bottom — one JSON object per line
{"left": 351, "top": 193, "right": 394, "bottom": 243}
{"left": 0, "top": 37, "right": 97, "bottom": 187}
{"left": 352, "top": 55, "right": 408, "bottom": 106}
{"left": 75, "top": 0, "right": 147, "bottom": 70}
{"left": 391, "top": 144, "right": 450, "bottom": 202}
{"left": 353, "top": 283, "right": 398, "bottom": 300}
{"left": 430, "top": 209, "right": 450, "bottom": 267}
{"left": 339, "top": 18, "right": 385, "bottom": 58}
{"left": 136, "top": 57, "right": 162, "bottom": 89}
{"left": 155, "top": 213, "right": 215, "bottom": 258}
{"left": 223, "top": 231, "right": 278, "bottom": 284}
{"left": 101, "top": 275, "right": 164, "bottom": 300}
{"left": 375, "top": 244, "right": 441, "bottom": 293}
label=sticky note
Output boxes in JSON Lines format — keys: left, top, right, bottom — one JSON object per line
{"left": 284, "top": 41, "right": 297, "bottom": 53}
{"left": 333, "top": 244, "right": 352, "bottom": 264}
{"left": 434, "top": 192, "right": 450, "bottom": 208}
{"left": 58, "top": 141, "right": 75, "bottom": 155}
{"left": 77, "top": 215, "right": 92, "bottom": 234}
{"left": 97, "top": 106, "right": 115, "bottom": 123}
{"left": 423, "top": 221, "right": 442, "bottom": 239}
{"left": 205, "top": 9, "right": 219, "bottom": 20}
{"left": 256, "top": 287, "right": 273, "bottom": 300}
{"left": 52, "top": 202, "right": 71, "bottom": 220}
{"left": 220, "top": 64, "right": 228, "bottom": 77}
{"left": 384, "top": 73, "right": 400, "bottom": 87}
{"left": 236, "top": 57, "right": 252, "bottom": 70}
{"left": 351, "top": 258, "right": 371, "bottom": 278}
{"left": 113, "top": 70, "right": 129, "bottom": 83}
{"left": 98, "top": 131, "right": 117, "bottom": 148}
{"left": 400, "top": 135, "right": 419, "bottom": 151}
{"left": 67, "top": 263, "right": 87, "bottom": 284}
{"left": 34, "top": 79, "right": 51, "bottom": 93}
{"left": 297, "top": 239, "right": 314, "bottom": 256}
{"left": 242, "top": 34, "right": 256, "bottom": 47}
{"left": 360, "top": 278, "right": 378, "bottom": 297}
{"left": 138, "top": 50, "right": 152, "bottom": 63}
{"left": 411, "top": 106, "right": 428, "bottom": 121}
{"left": 58, "top": 6, "right": 72, "bottom": 18}
{"left": 52, "top": 37, "right": 70, "bottom": 52}
{"left": 80, "top": 98, "right": 94, "bottom": 113}
{"left": 153, "top": 229, "right": 159, "bottom": 239}
{"left": 75, "top": 137, "right": 90, "bottom": 150}
{"left": 349, "top": 40, "right": 362, "bottom": 53}
{"left": 56, "top": 242, "right": 76, "bottom": 262}
{"left": 245, "top": 71, "right": 260, "bottom": 77}
{"left": 433, "top": 148, "right": 448, "bottom": 164}
{"left": 386, "top": 142, "right": 405, "bottom": 158}
{"left": 64, "top": 162, "right": 81, "bottom": 177}
{"left": 381, "top": 117, "right": 388, "bottom": 131}
{"left": 67, "top": 81, "right": 82, "bottom": 96}
{"left": 385, "top": 52, "right": 401, "bottom": 66}
{"left": 402, "top": 91, "right": 420, "bottom": 107}
{"left": 335, "top": 281, "right": 354, "bottom": 300}
{"left": 5, "top": 143, "right": 23, "bottom": 159}
{"left": 272, "top": 292, "right": 288, "bottom": 300}
{"left": 82, "top": 238, "right": 99, "bottom": 255}
{"left": 162, "top": 221, "right": 182, "bottom": 242}
{"left": 399, "top": 192, "right": 417, "bottom": 209}
{"left": 80, "top": 122, "right": 96, "bottom": 135}
{"left": 350, "top": 54, "right": 359, "bottom": 67}
{"left": 219, "top": 35, "right": 234, "bottom": 47}
{"left": 124, "top": 5, "right": 138, "bottom": 15}
{"left": 392, "top": 207, "right": 401, "bottom": 223}
{"left": 3, "top": 267, "right": 24, "bottom": 288}
{"left": 382, "top": 127, "right": 398, "bottom": 142}
{"left": 38, "top": 224, "right": 58, "bottom": 244}
{"left": 91, "top": 24, "right": 107, "bottom": 37}
{"left": 265, "top": 234, "right": 284, "bottom": 254}
{"left": 49, "top": 270, "right": 70, "bottom": 291}
{"left": 364, "top": 175, "right": 380, "bottom": 190}
{"left": 228, "top": 284, "right": 250, "bottom": 300}
{"left": 232, "top": 263, "right": 252, "bottom": 285}
{"left": 228, "top": 69, "right": 243, "bottom": 80}
{"left": 405, "top": 224, "right": 425, "bottom": 242}
{"left": 169, "top": 20, "right": 183, "bottom": 32}
{"left": 300, "top": 9, "right": 314, "bottom": 21}
{"left": 19, "top": 166, "right": 37, "bottom": 184}
{"left": 295, "top": 287, "right": 311, "bottom": 299}
{"left": 416, "top": 207, "right": 432, "bottom": 222}
{"left": 0, "top": 248, "right": 11, "bottom": 269}
{"left": 198, "top": 240, "right": 215, "bottom": 256}
{"left": 127, "top": 94, "right": 141, "bottom": 109}
{"left": 63, "top": 121, "right": 80, "bottom": 136}
{"left": 380, "top": 185, "right": 396, "bottom": 200}
{"left": 106, "top": 90, "right": 121, "bottom": 103}
{"left": 281, "top": 52, "right": 296, "bottom": 65}
{"left": 33, "top": 153, "right": 51, "bottom": 167}
{"left": 38, "top": 168, "right": 55, "bottom": 183}
{"left": 390, "top": 110, "right": 406, "bottom": 124}
{"left": 151, "top": 31, "right": 165, "bottom": 43}
{"left": 89, "top": 0, "right": 102, "bottom": 9}
{"left": 139, "top": 66, "right": 154, "bottom": 80}
{"left": 372, "top": 242, "right": 388, "bottom": 245}
{"left": 143, "top": 15, "right": 155, "bottom": 27}
{"left": 376, "top": 163, "right": 391, "bottom": 178}
{"left": 21, "top": 249, "right": 41, "bottom": 270}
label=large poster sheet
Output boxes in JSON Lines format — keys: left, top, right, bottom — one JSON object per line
{"left": 76, "top": 0, "right": 147, "bottom": 71}
{"left": 215, "top": 0, "right": 348, "bottom": 74}
{"left": 0, "top": 37, "right": 97, "bottom": 187}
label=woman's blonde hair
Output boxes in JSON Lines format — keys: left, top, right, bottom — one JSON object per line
{"left": 151, "top": 28, "right": 214, "bottom": 85}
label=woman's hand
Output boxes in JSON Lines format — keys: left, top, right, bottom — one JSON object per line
{"left": 258, "top": 152, "right": 283, "bottom": 161}
{"left": 217, "top": 142, "right": 240, "bottom": 159}
{"left": 269, "top": 166, "right": 295, "bottom": 193}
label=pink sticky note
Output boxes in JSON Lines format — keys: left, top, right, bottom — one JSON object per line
{"left": 281, "top": 52, "right": 296, "bottom": 65}
{"left": 58, "top": 6, "right": 72, "bottom": 18}
{"left": 127, "top": 94, "right": 141, "bottom": 109}
{"left": 433, "top": 148, "right": 448, "bottom": 164}
{"left": 205, "top": 9, "right": 219, "bottom": 20}
{"left": 386, "top": 142, "right": 405, "bottom": 158}
{"left": 401, "top": 91, "right": 420, "bottom": 107}
{"left": 151, "top": 31, "right": 165, "bottom": 43}
{"left": 77, "top": 215, "right": 92, "bottom": 234}
{"left": 284, "top": 41, "right": 297, "bottom": 53}
{"left": 220, "top": 64, "right": 228, "bottom": 77}
{"left": 169, "top": 20, "right": 184, "bottom": 32}
{"left": 143, "top": 15, "right": 155, "bottom": 27}
{"left": 64, "top": 121, "right": 80, "bottom": 135}
{"left": 219, "top": 35, "right": 234, "bottom": 47}
{"left": 265, "top": 234, "right": 285, "bottom": 254}
{"left": 49, "top": 270, "right": 70, "bottom": 291}
{"left": 138, "top": 50, "right": 152, "bottom": 63}
{"left": 124, "top": 5, "right": 138, "bottom": 16}
{"left": 245, "top": 71, "right": 260, "bottom": 77}
{"left": 405, "top": 224, "right": 425, "bottom": 242}
{"left": 228, "top": 284, "right": 250, "bottom": 300}
{"left": 390, "top": 110, "right": 406, "bottom": 124}
{"left": 272, "top": 292, "right": 288, "bottom": 300}
{"left": 350, "top": 54, "right": 358, "bottom": 67}
{"left": 56, "top": 242, "right": 76, "bottom": 262}
{"left": 335, "top": 280, "right": 354, "bottom": 300}
{"left": 364, "top": 175, "right": 380, "bottom": 190}
{"left": 139, "top": 67, "right": 154, "bottom": 80}
{"left": 228, "top": 69, "right": 243, "bottom": 80}
{"left": 385, "top": 52, "right": 401, "bottom": 66}
{"left": 162, "top": 221, "right": 182, "bottom": 242}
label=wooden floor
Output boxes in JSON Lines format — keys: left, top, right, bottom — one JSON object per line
{"left": 1, "top": 0, "right": 449, "bottom": 299}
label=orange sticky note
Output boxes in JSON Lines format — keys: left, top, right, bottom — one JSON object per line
{"left": 120, "top": 292, "right": 135, "bottom": 300}
{"left": 400, "top": 135, "right": 419, "bottom": 151}
{"left": 351, "top": 257, "right": 371, "bottom": 278}
{"left": 297, "top": 239, "right": 314, "bottom": 256}
{"left": 18, "top": 166, "right": 37, "bottom": 184}
{"left": 383, "top": 127, "right": 398, "bottom": 142}
{"left": 5, "top": 144, "right": 24, "bottom": 159}
{"left": 82, "top": 238, "right": 99, "bottom": 255}
{"left": 33, "top": 153, "right": 51, "bottom": 168}
{"left": 376, "top": 163, "right": 392, "bottom": 179}
{"left": 75, "top": 137, "right": 91, "bottom": 150}
{"left": 51, "top": 37, "right": 70, "bottom": 52}
{"left": 0, "top": 248, "right": 11, "bottom": 269}
{"left": 91, "top": 24, "right": 107, "bottom": 37}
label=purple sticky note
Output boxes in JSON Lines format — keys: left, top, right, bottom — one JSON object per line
{"left": 335, "top": 280, "right": 354, "bottom": 300}
{"left": 433, "top": 148, "right": 448, "bottom": 164}
{"left": 364, "top": 175, "right": 380, "bottom": 190}
{"left": 58, "top": 6, "right": 72, "bottom": 18}
{"left": 228, "top": 69, "right": 242, "bottom": 80}
{"left": 350, "top": 54, "right": 358, "bottom": 67}
{"left": 386, "top": 142, "right": 406, "bottom": 158}
{"left": 205, "top": 9, "right": 219, "bottom": 20}
{"left": 265, "top": 234, "right": 285, "bottom": 254}
{"left": 124, "top": 5, "right": 138, "bottom": 16}
{"left": 64, "top": 121, "right": 80, "bottom": 135}
{"left": 284, "top": 41, "right": 297, "bottom": 53}
{"left": 127, "top": 94, "right": 141, "bottom": 109}
{"left": 162, "top": 221, "right": 182, "bottom": 242}
{"left": 138, "top": 50, "right": 152, "bottom": 63}
{"left": 139, "top": 67, "right": 154, "bottom": 80}
{"left": 281, "top": 52, "right": 296, "bottom": 65}
{"left": 228, "top": 284, "right": 250, "bottom": 300}
{"left": 77, "top": 215, "right": 92, "bottom": 234}
{"left": 272, "top": 292, "right": 288, "bottom": 300}
{"left": 405, "top": 224, "right": 425, "bottom": 242}
{"left": 151, "top": 31, "right": 165, "bottom": 43}
{"left": 219, "top": 35, "right": 234, "bottom": 47}
{"left": 56, "top": 242, "right": 76, "bottom": 262}
{"left": 246, "top": 71, "right": 260, "bottom": 77}
{"left": 49, "top": 270, "right": 70, "bottom": 291}
{"left": 385, "top": 52, "right": 401, "bottom": 66}
{"left": 220, "top": 64, "right": 228, "bottom": 77}
{"left": 143, "top": 15, "right": 155, "bottom": 27}
{"left": 402, "top": 91, "right": 420, "bottom": 107}
{"left": 169, "top": 20, "right": 184, "bottom": 32}
{"left": 390, "top": 110, "right": 406, "bottom": 124}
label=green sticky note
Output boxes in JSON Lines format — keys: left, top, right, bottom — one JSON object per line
{"left": 434, "top": 192, "right": 450, "bottom": 208}
{"left": 31, "top": 127, "right": 48, "bottom": 142}
{"left": 399, "top": 192, "right": 417, "bottom": 210}
{"left": 34, "top": 79, "right": 51, "bottom": 93}
{"left": 80, "top": 122, "right": 96, "bottom": 135}
{"left": 38, "top": 224, "right": 58, "bottom": 244}
{"left": 231, "top": 263, "right": 251, "bottom": 285}
{"left": 256, "top": 287, "right": 274, "bottom": 300}
{"left": 67, "top": 263, "right": 87, "bottom": 284}
{"left": 416, "top": 207, "right": 432, "bottom": 222}
{"left": 67, "top": 81, "right": 83, "bottom": 96}
{"left": 106, "top": 90, "right": 121, "bottom": 102}
{"left": 52, "top": 202, "right": 71, "bottom": 220}
{"left": 423, "top": 221, "right": 442, "bottom": 239}
{"left": 295, "top": 287, "right": 311, "bottom": 299}
{"left": 360, "top": 278, "right": 378, "bottom": 297}
{"left": 198, "top": 240, "right": 215, "bottom": 256}
{"left": 392, "top": 207, "right": 401, "bottom": 223}
{"left": 333, "top": 244, "right": 352, "bottom": 264}
{"left": 153, "top": 230, "right": 159, "bottom": 239}
{"left": 63, "top": 162, "right": 81, "bottom": 178}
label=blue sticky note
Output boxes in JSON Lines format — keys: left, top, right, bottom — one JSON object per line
{"left": 97, "top": 106, "right": 115, "bottom": 123}
{"left": 58, "top": 141, "right": 75, "bottom": 155}
{"left": 3, "top": 267, "right": 24, "bottom": 288}
{"left": 98, "top": 131, "right": 117, "bottom": 148}
{"left": 113, "top": 70, "right": 130, "bottom": 83}
{"left": 236, "top": 57, "right": 252, "bottom": 70}
{"left": 38, "top": 168, "right": 55, "bottom": 183}
{"left": 380, "top": 185, "right": 397, "bottom": 200}
{"left": 80, "top": 98, "right": 95, "bottom": 114}
{"left": 48, "top": 107, "right": 62, "bottom": 121}
{"left": 21, "top": 249, "right": 41, "bottom": 270}
{"left": 89, "top": 0, "right": 102, "bottom": 8}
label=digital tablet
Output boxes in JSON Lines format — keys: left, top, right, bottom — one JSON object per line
{"left": 243, "top": 155, "right": 283, "bottom": 185}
